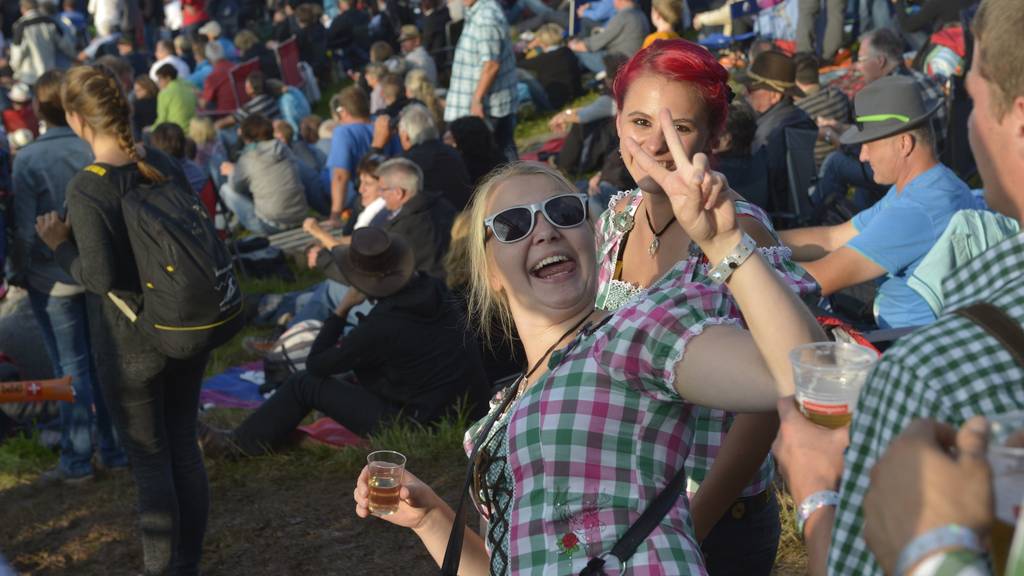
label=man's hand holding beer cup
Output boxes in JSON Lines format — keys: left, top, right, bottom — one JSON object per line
{"left": 772, "top": 396, "right": 849, "bottom": 505}
{"left": 863, "top": 417, "right": 993, "bottom": 574}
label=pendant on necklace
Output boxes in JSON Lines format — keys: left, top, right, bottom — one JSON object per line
{"left": 648, "top": 237, "right": 660, "bottom": 257}
{"left": 613, "top": 211, "right": 635, "bottom": 234}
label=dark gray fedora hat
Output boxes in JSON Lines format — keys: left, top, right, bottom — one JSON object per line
{"left": 840, "top": 75, "right": 942, "bottom": 145}
{"left": 328, "top": 228, "right": 415, "bottom": 298}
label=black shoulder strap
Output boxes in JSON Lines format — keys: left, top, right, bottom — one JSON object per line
{"left": 955, "top": 302, "right": 1024, "bottom": 368}
{"left": 579, "top": 465, "right": 688, "bottom": 575}
{"left": 439, "top": 379, "right": 520, "bottom": 575}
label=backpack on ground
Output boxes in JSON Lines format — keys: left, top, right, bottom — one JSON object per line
{"left": 261, "top": 319, "right": 322, "bottom": 395}
{"left": 85, "top": 163, "right": 245, "bottom": 359}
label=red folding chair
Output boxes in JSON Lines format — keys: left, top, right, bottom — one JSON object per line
{"left": 275, "top": 36, "right": 304, "bottom": 88}
{"left": 198, "top": 58, "right": 260, "bottom": 117}
{"left": 230, "top": 58, "right": 261, "bottom": 106}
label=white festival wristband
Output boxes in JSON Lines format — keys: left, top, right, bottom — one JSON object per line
{"left": 895, "top": 524, "right": 984, "bottom": 576}
{"left": 795, "top": 490, "right": 840, "bottom": 538}
{"left": 707, "top": 233, "right": 757, "bottom": 285}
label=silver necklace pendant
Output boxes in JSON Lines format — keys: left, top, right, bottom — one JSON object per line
{"left": 614, "top": 211, "right": 635, "bottom": 234}
{"left": 649, "top": 237, "right": 660, "bottom": 257}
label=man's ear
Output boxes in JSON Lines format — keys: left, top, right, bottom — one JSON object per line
{"left": 1011, "top": 95, "right": 1024, "bottom": 144}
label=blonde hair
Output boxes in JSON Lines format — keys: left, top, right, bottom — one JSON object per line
{"left": 404, "top": 68, "right": 445, "bottom": 131}
{"left": 62, "top": 65, "right": 166, "bottom": 183}
{"left": 534, "top": 23, "right": 564, "bottom": 48}
{"left": 465, "top": 162, "right": 580, "bottom": 345}
{"left": 188, "top": 116, "right": 217, "bottom": 145}
{"left": 652, "top": 0, "right": 681, "bottom": 25}
{"left": 444, "top": 211, "right": 472, "bottom": 289}
{"left": 973, "top": 0, "right": 1024, "bottom": 118}
{"left": 234, "top": 29, "right": 259, "bottom": 53}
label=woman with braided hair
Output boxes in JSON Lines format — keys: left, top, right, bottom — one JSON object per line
{"left": 35, "top": 64, "right": 212, "bottom": 576}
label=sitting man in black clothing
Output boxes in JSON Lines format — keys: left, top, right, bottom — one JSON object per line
{"left": 376, "top": 157, "right": 456, "bottom": 280}
{"left": 398, "top": 104, "right": 472, "bottom": 211}
{"left": 742, "top": 50, "right": 817, "bottom": 219}
{"left": 201, "top": 228, "right": 490, "bottom": 455}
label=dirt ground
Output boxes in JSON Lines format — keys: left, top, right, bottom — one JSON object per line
{"left": 2, "top": 445, "right": 808, "bottom": 575}
{"left": 1, "top": 447, "right": 472, "bottom": 576}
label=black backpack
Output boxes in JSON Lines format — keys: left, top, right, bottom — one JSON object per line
{"left": 85, "top": 162, "right": 245, "bottom": 359}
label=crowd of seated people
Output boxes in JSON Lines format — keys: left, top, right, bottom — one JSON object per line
{"left": 4, "top": 1, "right": 1024, "bottom": 576}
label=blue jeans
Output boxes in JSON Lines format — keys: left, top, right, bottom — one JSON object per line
{"left": 28, "top": 290, "right": 125, "bottom": 477}
{"left": 700, "top": 491, "right": 781, "bottom": 575}
{"left": 292, "top": 280, "right": 350, "bottom": 325}
{"left": 489, "top": 114, "right": 519, "bottom": 162}
{"left": 219, "top": 184, "right": 291, "bottom": 236}
{"left": 518, "top": 69, "right": 554, "bottom": 112}
{"left": 255, "top": 280, "right": 356, "bottom": 328}
{"left": 858, "top": 0, "right": 893, "bottom": 35}
{"left": 814, "top": 149, "right": 887, "bottom": 212}
{"left": 576, "top": 50, "right": 607, "bottom": 74}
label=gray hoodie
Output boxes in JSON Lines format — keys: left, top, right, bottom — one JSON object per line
{"left": 231, "top": 139, "right": 309, "bottom": 227}
{"left": 10, "top": 10, "right": 76, "bottom": 85}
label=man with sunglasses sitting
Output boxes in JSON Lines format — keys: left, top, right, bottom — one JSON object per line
{"left": 200, "top": 228, "right": 491, "bottom": 455}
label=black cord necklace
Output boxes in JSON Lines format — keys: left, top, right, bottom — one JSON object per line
{"left": 519, "top": 309, "right": 596, "bottom": 391}
{"left": 644, "top": 205, "right": 677, "bottom": 257}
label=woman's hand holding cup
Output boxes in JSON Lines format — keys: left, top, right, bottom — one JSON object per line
{"left": 354, "top": 466, "right": 443, "bottom": 532}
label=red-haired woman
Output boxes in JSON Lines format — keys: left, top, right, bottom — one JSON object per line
{"left": 596, "top": 39, "right": 819, "bottom": 574}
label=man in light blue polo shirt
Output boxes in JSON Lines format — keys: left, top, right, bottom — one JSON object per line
{"left": 781, "top": 76, "right": 975, "bottom": 328}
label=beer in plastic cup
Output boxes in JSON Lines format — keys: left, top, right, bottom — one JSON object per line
{"left": 367, "top": 450, "right": 406, "bottom": 517}
{"left": 790, "top": 342, "right": 877, "bottom": 429}
{"left": 988, "top": 412, "right": 1024, "bottom": 575}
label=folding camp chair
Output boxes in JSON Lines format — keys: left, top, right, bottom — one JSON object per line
{"left": 275, "top": 36, "right": 304, "bottom": 88}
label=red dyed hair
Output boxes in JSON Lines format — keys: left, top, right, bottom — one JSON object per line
{"left": 612, "top": 39, "right": 733, "bottom": 147}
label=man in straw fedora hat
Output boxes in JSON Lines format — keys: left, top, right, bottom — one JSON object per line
{"left": 781, "top": 74, "right": 975, "bottom": 329}
{"left": 198, "top": 227, "right": 490, "bottom": 457}
{"left": 742, "top": 50, "right": 817, "bottom": 215}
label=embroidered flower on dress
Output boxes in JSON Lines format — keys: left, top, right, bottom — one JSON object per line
{"left": 558, "top": 532, "right": 581, "bottom": 557}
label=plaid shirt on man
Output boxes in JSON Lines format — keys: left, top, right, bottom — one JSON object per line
{"left": 443, "top": 0, "right": 517, "bottom": 122}
{"left": 829, "top": 233, "right": 1024, "bottom": 575}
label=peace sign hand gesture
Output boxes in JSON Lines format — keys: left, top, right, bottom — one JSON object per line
{"left": 624, "top": 108, "right": 741, "bottom": 260}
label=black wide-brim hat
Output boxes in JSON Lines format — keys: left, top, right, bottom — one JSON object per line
{"left": 840, "top": 75, "right": 942, "bottom": 146}
{"left": 328, "top": 228, "right": 415, "bottom": 299}
{"left": 741, "top": 51, "right": 805, "bottom": 98}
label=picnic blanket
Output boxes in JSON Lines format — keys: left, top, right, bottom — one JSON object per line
{"left": 201, "top": 362, "right": 366, "bottom": 448}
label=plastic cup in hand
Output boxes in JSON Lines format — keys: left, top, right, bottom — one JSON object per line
{"left": 987, "top": 412, "right": 1024, "bottom": 575}
{"left": 367, "top": 450, "right": 406, "bottom": 517}
{"left": 790, "top": 342, "right": 877, "bottom": 429}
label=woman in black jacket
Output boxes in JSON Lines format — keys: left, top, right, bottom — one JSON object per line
{"left": 36, "top": 65, "right": 211, "bottom": 576}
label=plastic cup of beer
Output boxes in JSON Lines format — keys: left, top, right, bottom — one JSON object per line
{"left": 987, "top": 412, "right": 1024, "bottom": 575}
{"left": 367, "top": 450, "right": 406, "bottom": 517}
{"left": 790, "top": 342, "right": 877, "bottom": 429}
